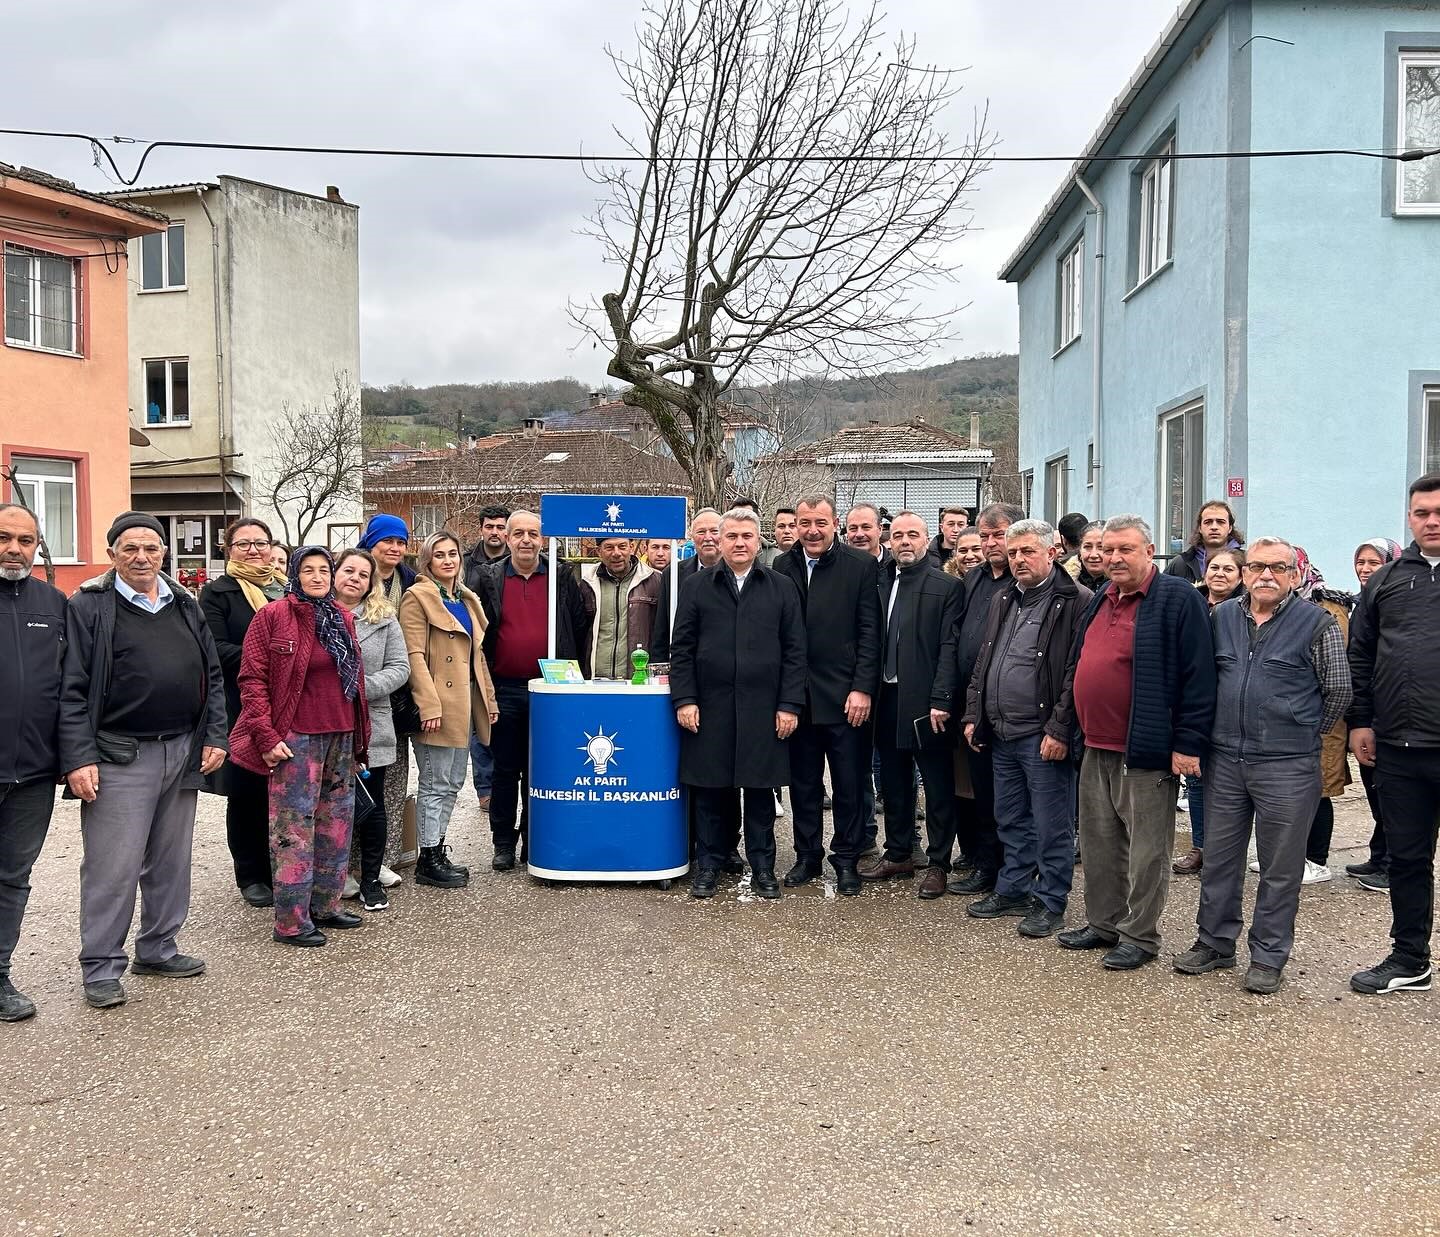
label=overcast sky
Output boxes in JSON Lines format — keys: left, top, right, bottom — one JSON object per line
{"left": 7, "top": 0, "right": 1176, "bottom": 388}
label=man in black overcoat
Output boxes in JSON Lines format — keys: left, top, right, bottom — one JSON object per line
{"left": 670, "top": 508, "right": 807, "bottom": 899}
{"left": 858, "top": 512, "right": 964, "bottom": 899}
{"left": 771, "top": 495, "right": 882, "bottom": 894}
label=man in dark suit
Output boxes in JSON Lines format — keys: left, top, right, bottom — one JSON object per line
{"left": 847, "top": 502, "right": 894, "bottom": 855}
{"left": 671, "top": 508, "right": 806, "bottom": 899}
{"left": 857, "top": 512, "right": 963, "bottom": 898}
{"left": 649, "top": 508, "right": 722, "bottom": 661}
{"left": 771, "top": 495, "right": 881, "bottom": 894}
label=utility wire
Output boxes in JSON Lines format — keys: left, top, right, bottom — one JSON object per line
{"left": 0, "top": 127, "right": 1436, "bottom": 188}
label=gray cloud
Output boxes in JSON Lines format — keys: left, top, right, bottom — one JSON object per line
{"left": 7, "top": 0, "right": 1175, "bottom": 385}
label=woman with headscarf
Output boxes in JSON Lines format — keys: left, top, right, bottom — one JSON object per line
{"left": 201, "top": 517, "right": 287, "bottom": 908}
{"left": 398, "top": 531, "right": 499, "bottom": 890}
{"left": 230, "top": 548, "right": 371, "bottom": 947}
{"left": 1342, "top": 538, "right": 1403, "bottom": 892}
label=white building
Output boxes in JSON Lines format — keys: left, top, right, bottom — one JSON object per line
{"left": 109, "top": 176, "right": 361, "bottom": 574}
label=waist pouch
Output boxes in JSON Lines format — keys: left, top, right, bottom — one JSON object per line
{"left": 95, "top": 730, "right": 141, "bottom": 765}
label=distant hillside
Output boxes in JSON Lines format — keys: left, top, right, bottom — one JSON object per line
{"left": 361, "top": 354, "right": 1017, "bottom": 450}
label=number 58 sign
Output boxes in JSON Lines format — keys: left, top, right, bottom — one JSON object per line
{"left": 1227, "top": 477, "right": 1246, "bottom": 498}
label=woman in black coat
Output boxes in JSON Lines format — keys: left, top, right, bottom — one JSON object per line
{"left": 200, "top": 517, "right": 286, "bottom": 907}
{"left": 670, "top": 531, "right": 806, "bottom": 896}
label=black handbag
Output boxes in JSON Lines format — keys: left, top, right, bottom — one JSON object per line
{"left": 390, "top": 685, "right": 422, "bottom": 737}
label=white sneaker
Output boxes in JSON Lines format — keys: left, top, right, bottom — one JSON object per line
{"left": 1302, "top": 860, "right": 1332, "bottom": 885}
{"left": 378, "top": 865, "right": 402, "bottom": 889}
{"left": 342, "top": 875, "right": 360, "bottom": 899}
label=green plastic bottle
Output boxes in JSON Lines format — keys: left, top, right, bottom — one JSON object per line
{"left": 630, "top": 645, "right": 650, "bottom": 686}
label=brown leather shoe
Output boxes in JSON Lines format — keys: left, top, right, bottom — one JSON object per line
{"left": 858, "top": 855, "right": 916, "bottom": 881}
{"left": 1172, "top": 847, "right": 1203, "bottom": 875}
{"left": 916, "top": 867, "right": 947, "bottom": 900}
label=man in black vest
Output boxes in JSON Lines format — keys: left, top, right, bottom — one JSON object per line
{"left": 671, "top": 508, "right": 806, "bottom": 899}
{"left": 1174, "top": 536, "right": 1350, "bottom": 994}
{"left": 772, "top": 495, "right": 881, "bottom": 894}
{"left": 857, "top": 512, "right": 962, "bottom": 898}
{"left": 0, "top": 505, "right": 66, "bottom": 1022}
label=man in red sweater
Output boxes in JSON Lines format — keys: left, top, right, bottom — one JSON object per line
{"left": 474, "top": 511, "right": 591, "bottom": 870}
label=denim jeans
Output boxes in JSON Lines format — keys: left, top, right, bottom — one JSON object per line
{"left": 412, "top": 741, "right": 470, "bottom": 849}
{"left": 0, "top": 778, "right": 55, "bottom": 980}
{"left": 1184, "top": 774, "right": 1205, "bottom": 849}
{"left": 470, "top": 734, "right": 494, "bottom": 798}
{"left": 991, "top": 733, "right": 1077, "bottom": 913}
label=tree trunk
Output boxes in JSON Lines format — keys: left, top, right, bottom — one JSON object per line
{"left": 690, "top": 375, "right": 730, "bottom": 511}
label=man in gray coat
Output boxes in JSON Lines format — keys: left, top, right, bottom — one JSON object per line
{"left": 59, "top": 512, "right": 228, "bottom": 1010}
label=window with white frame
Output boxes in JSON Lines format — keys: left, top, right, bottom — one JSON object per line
{"left": 1425, "top": 386, "right": 1440, "bottom": 473}
{"left": 9, "top": 456, "right": 78, "bottom": 562}
{"left": 1138, "top": 141, "right": 1174, "bottom": 283}
{"left": 1044, "top": 456, "right": 1068, "bottom": 525}
{"left": 4, "top": 244, "right": 81, "bottom": 355}
{"left": 1058, "top": 238, "right": 1083, "bottom": 348}
{"left": 1159, "top": 399, "right": 1204, "bottom": 556}
{"left": 144, "top": 358, "right": 190, "bottom": 425}
{"left": 412, "top": 504, "right": 444, "bottom": 538}
{"left": 1400, "top": 53, "right": 1440, "bottom": 212}
{"left": 139, "top": 223, "right": 186, "bottom": 291}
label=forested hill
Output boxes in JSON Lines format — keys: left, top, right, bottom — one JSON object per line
{"left": 361, "top": 353, "right": 1017, "bottom": 448}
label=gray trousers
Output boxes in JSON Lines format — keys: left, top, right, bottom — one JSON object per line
{"left": 412, "top": 741, "right": 469, "bottom": 848}
{"left": 1, "top": 778, "right": 56, "bottom": 980}
{"left": 79, "top": 736, "right": 197, "bottom": 983}
{"left": 1078, "top": 747, "right": 1179, "bottom": 953}
{"left": 1197, "top": 752, "right": 1320, "bottom": 969}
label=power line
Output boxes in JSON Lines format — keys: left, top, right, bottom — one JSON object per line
{"left": 0, "top": 127, "right": 1436, "bottom": 188}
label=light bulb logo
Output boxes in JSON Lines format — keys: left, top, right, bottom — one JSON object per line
{"left": 580, "top": 726, "right": 623, "bottom": 775}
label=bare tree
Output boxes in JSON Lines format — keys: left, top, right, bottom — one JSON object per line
{"left": 579, "top": 0, "right": 991, "bottom": 509}
{"left": 258, "top": 371, "right": 364, "bottom": 547}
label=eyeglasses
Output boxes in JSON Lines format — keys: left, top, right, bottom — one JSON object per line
{"left": 231, "top": 539, "right": 272, "bottom": 551}
{"left": 1243, "top": 561, "right": 1294, "bottom": 576}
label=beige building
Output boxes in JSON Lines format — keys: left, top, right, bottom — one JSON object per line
{"left": 109, "top": 176, "right": 361, "bottom": 577}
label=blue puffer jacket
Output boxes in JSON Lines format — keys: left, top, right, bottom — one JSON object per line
{"left": 1062, "top": 567, "right": 1217, "bottom": 770}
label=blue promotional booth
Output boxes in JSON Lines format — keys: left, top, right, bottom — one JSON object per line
{"left": 527, "top": 494, "right": 689, "bottom": 885}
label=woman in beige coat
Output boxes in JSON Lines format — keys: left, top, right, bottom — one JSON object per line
{"left": 398, "top": 531, "right": 499, "bottom": 890}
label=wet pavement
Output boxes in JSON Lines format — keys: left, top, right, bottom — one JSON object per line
{"left": 4, "top": 774, "right": 1439, "bottom": 1235}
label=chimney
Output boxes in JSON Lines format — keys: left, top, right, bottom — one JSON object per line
{"left": 326, "top": 185, "right": 344, "bottom": 203}
{"left": 589, "top": 391, "right": 605, "bottom": 408}
{"left": 522, "top": 416, "right": 545, "bottom": 437}
{"left": 969, "top": 411, "right": 982, "bottom": 448}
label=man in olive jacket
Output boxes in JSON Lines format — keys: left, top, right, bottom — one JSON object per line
{"left": 671, "top": 508, "right": 806, "bottom": 900}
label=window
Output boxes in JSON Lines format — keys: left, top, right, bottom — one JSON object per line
{"left": 140, "top": 223, "right": 186, "bottom": 290}
{"left": 1057, "top": 238, "right": 1083, "bottom": 348}
{"left": 1158, "top": 400, "right": 1204, "bottom": 556}
{"left": 144, "top": 358, "right": 190, "bottom": 425}
{"left": 1400, "top": 53, "right": 1440, "bottom": 212}
{"left": 412, "top": 504, "right": 444, "bottom": 538}
{"left": 1044, "top": 456, "right": 1068, "bottom": 525}
{"left": 1426, "top": 386, "right": 1440, "bottom": 473}
{"left": 1021, "top": 470, "right": 1034, "bottom": 516}
{"left": 1086, "top": 440, "right": 1096, "bottom": 490}
{"left": 4, "top": 244, "right": 81, "bottom": 354}
{"left": 1137, "top": 141, "right": 1174, "bottom": 282}
{"left": 9, "top": 456, "right": 78, "bottom": 562}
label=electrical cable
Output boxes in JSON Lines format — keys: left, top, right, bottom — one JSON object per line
{"left": 0, "top": 127, "right": 1436, "bottom": 188}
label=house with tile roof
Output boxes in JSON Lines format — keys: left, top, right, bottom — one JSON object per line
{"left": 752, "top": 417, "right": 993, "bottom": 524}
{"left": 364, "top": 423, "right": 691, "bottom": 546}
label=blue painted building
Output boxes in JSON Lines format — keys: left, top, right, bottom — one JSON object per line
{"left": 1001, "top": 0, "right": 1440, "bottom": 579}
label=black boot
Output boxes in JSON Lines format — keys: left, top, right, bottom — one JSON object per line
{"left": 437, "top": 836, "right": 469, "bottom": 880}
{"left": 416, "top": 846, "right": 466, "bottom": 889}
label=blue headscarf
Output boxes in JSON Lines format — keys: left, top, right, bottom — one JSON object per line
{"left": 286, "top": 546, "right": 361, "bottom": 701}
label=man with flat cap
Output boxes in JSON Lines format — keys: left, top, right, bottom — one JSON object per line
{"left": 60, "top": 512, "right": 228, "bottom": 1010}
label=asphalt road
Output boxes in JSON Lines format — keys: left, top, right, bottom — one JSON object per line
{"left": 4, "top": 773, "right": 1438, "bottom": 1235}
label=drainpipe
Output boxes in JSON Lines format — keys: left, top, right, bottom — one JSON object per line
{"left": 194, "top": 187, "right": 228, "bottom": 551}
{"left": 1074, "top": 174, "right": 1104, "bottom": 511}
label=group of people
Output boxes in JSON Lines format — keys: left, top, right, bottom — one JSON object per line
{"left": 0, "top": 471, "right": 1437, "bottom": 1022}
